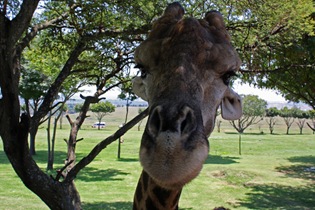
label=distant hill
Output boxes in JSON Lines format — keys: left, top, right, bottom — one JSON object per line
{"left": 66, "top": 98, "right": 148, "bottom": 113}
{"left": 267, "top": 101, "right": 311, "bottom": 111}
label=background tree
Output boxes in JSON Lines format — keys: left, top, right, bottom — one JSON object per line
{"left": 118, "top": 82, "right": 138, "bottom": 124}
{"left": 230, "top": 95, "right": 267, "bottom": 133}
{"left": 59, "top": 103, "right": 68, "bottom": 129}
{"left": 90, "top": 101, "right": 115, "bottom": 130}
{"left": 216, "top": 110, "right": 222, "bottom": 133}
{"left": 265, "top": 107, "right": 280, "bottom": 134}
{"left": 19, "top": 67, "right": 51, "bottom": 155}
{"left": 279, "top": 106, "right": 296, "bottom": 135}
{"left": 19, "top": 67, "right": 51, "bottom": 115}
{"left": 90, "top": 101, "right": 115, "bottom": 129}
{"left": 230, "top": 95, "right": 267, "bottom": 155}
{"left": 294, "top": 108, "right": 310, "bottom": 135}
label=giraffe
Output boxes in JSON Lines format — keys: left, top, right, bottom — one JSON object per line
{"left": 132, "top": 2, "right": 242, "bottom": 209}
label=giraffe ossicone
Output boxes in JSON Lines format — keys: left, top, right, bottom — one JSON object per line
{"left": 132, "top": 2, "right": 242, "bottom": 209}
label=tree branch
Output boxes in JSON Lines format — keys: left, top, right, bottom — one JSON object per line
{"left": 81, "top": 23, "right": 151, "bottom": 42}
{"left": 64, "top": 107, "right": 149, "bottom": 183}
{"left": 9, "top": 1, "right": 40, "bottom": 45}
{"left": 55, "top": 160, "right": 74, "bottom": 181}
{"left": 66, "top": 115, "right": 73, "bottom": 125}
{"left": 17, "top": 5, "right": 75, "bottom": 53}
{"left": 307, "top": 122, "right": 315, "bottom": 132}
{"left": 32, "top": 38, "right": 87, "bottom": 127}
{"left": 239, "top": 64, "right": 315, "bottom": 74}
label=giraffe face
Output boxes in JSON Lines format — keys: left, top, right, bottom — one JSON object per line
{"left": 133, "top": 3, "right": 242, "bottom": 189}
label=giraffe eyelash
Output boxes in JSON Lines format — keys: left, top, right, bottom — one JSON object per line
{"left": 135, "top": 64, "right": 148, "bottom": 79}
{"left": 222, "top": 71, "right": 237, "bottom": 85}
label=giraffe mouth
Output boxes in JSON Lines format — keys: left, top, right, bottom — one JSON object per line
{"left": 139, "top": 104, "right": 209, "bottom": 189}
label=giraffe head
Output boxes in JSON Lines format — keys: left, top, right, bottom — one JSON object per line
{"left": 133, "top": 2, "right": 242, "bottom": 190}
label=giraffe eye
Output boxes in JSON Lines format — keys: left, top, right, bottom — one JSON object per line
{"left": 222, "top": 71, "right": 237, "bottom": 85}
{"left": 135, "top": 64, "right": 148, "bottom": 79}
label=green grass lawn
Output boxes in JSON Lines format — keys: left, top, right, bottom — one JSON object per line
{"left": 0, "top": 107, "right": 315, "bottom": 209}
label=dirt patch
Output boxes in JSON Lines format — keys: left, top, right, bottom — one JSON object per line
{"left": 211, "top": 170, "right": 227, "bottom": 178}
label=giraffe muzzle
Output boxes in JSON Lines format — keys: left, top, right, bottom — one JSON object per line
{"left": 139, "top": 103, "right": 208, "bottom": 189}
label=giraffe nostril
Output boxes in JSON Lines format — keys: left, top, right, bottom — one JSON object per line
{"left": 180, "top": 118, "right": 188, "bottom": 133}
{"left": 179, "top": 106, "right": 197, "bottom": 135}
{"left": 147, "top": 106, "right": 163, "bottom": 138}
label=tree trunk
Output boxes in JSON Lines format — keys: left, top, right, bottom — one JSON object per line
{"left": 67, "top": 126, "right": 78, "bottom": 171}
{"left": 124, "top": 99, "right": 130, "bottom": 124}
{"left": 2, "top": 110, "right": 82, "bottom": 210}
{"left": 118, "top": 139, "right": 121, "bottom": 159}
{"left": 47, "top": 110, "right": 62, "bottom": 170}
{"left": 29, "top": 125, "right": 38, "bottom": 155}
{"left": 60, "top": 113, "right": 64, "bottom": 129}
{"left": 238, "top": 133, "right": 242, "bottom": 155}
{"left": 138, "top": 119, "right": 143, "bottom": 131}
{"left": 30, "top": 114, "right": 49, "bottom": 155}
{"left": 65, "top": 96, "right": 96, "bottom": 171}
{"left": 50, "top": 115, "right": 60, "bottom": 170}
{"left": 47, "top": 111, "right": 53, "bottom": 170}
{"left": 216, "top": 119, "right": 221, "bottom": 133}
{"left": 270, "top": 128, "right": 274, "bottom": 134}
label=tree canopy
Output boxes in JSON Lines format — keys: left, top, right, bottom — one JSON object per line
{"left": 236, "top": 1, "right": 315, "bottom": 109}
{"left": 90, "top": 101, "right": 115, "bottom": 129}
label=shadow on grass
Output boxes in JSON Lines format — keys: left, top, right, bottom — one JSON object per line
{"left": 0, "top": 150, "right": 70, "bottom": 166}
{"left": 204, "top": 155, "right": 240, "bottom": 165}
{"left": 224, "top": 132, "right": 266, "bottom": 135}
{"left": 276, "top": 164, "right": 315, "bottom": 181}
{"left": 276, "top": 155, "right": 315, "bottom": 182}
{"left": 77, "top": 167, "right": 129, "bottom": 182}
{"left": 240, "top": 183, "right": 315, "bottom": 209}
{"left": 82, "top": 201, "right": 132, "bottom": 210}
{"left": 117, "top": 157, "right": 139, "bottom": 162}
{"left": 32, "top": 150, "right": 68, "bottom": 164}
{"left": 288, "top": 155, "right": 315, "bottom": 164}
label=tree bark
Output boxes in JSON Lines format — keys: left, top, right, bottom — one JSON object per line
{"left": 29, "top": 124, "right": 38, "bottom": 155}
{"left": 47, "top": 111, "right": 52, "bottom": 170}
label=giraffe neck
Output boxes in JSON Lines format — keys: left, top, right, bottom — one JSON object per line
{"left": 133, "top": 170, "right": 182, "bottom": 210}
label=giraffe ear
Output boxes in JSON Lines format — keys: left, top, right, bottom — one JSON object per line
{"left": 205, "top": 11, "right": 231, "bottom": 42}
{"left": 205, "top": 11, "right": 225, "bottom": 29}
{"left": 221, "top": 88, "right": 242, "bottom": 120}
{"left": 163, "top": 2, "right": 185, "bottom": 20}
